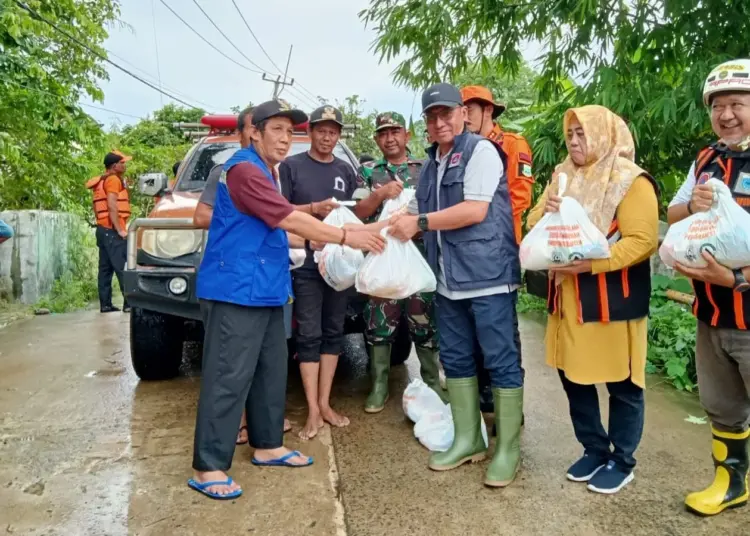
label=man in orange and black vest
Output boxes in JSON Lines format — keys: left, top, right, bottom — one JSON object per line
{"left": 461, "top": 85, "right": 534, "bottom": 420}
{"left": 667, "top": 58, "right": 750, "bottom": 517}
{"left": 86, "top": 150, "right": 132, "bottom": 313}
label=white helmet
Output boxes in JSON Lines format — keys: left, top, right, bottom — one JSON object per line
{"left": 703, "top": 59, "right": 750, "bottom": 105}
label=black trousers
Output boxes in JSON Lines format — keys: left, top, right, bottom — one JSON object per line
{"left": 292, "top": 270, "right": 348, "bottom": 363}
{"left": 192, "top": 300, "right": 288, "bottom": 472}
{"left": 559, "top": 371, "right": 645, "bottom": 471}
{"left": 477, "top": 292, "right": 523, "bottom": 409}
{"left": 95, "top": 226, "right": 128, "bottom": 308}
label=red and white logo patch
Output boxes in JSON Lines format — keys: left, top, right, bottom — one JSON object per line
{"left": 698, "top": 171, "right": 713, "bottom": 185}
{"left": 448, "top": 152, "right": 462, "bottom": 168}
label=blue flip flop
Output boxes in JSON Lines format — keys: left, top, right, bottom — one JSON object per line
{"left": 251, "top": 450, "right": 313, "bottom": 467}
{"left": 187, "top": 477, "right": 243, "bottom": 500}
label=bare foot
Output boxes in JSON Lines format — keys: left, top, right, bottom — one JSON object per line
{"left": 236, "top": 426, "right": 248, "bottom": 445}
{"left": 192, "top": 470, "right": 241, "bottom": 496}
{"left": 284, "top": 418, "right": 292, "bottom": 433}
{"left": 320, "top": 405, "right": 350, "bottom": 428}
{"left": 253, "top": 446, "right": 311, "bottom": 466}
{"left": 299, "top": 412, "right": 324, "bottom": 440}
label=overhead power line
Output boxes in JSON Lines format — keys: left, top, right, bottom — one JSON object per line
{"left": 158, "top": 0, "right": 264, "bottom": 75}
{"left": 190, "top": 0, "right": 273, "bottom": 75}
{"left": 5, "top": 78, "right": 146, "bottom": 120}
{"left": 105, "top": 48, "right": 222, "bottom": 110}
{"left": 14, "top": 1, "right": 208, "bottom": 111}
{"left": 228, "top": 1, "right": 322, "bottom": 106}
{"left": 230, "top": 0, "right": 284, "bottom": 74}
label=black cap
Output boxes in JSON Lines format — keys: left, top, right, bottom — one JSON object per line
{"left": 251, "top": 99, "right": 307, "bottom": 126}
{"left": 309, "top": 105, "right": 344, "bottom": 127}
{"left": 421, "top": 83, "right": 463, "bottom": 113}
{"left": 103, "top": 150, "right": 131, "bottom": 168}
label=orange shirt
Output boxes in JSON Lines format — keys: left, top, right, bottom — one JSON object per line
{"left": 487, "top": 124, "right": 534, "bottom": 243}
{"left": 102, "top": 175, "right": 129, "bottom": 231}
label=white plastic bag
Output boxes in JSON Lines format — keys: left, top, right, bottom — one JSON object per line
{"left": 403, "top": 379, "right": 488, "bottom": 452}
{"left": 378, "top": 187, "right": 414, "bottom": 221}
{"left": 289, "top": 249, "right": 306, "bottom": 270}
{"left": 660, "top": 178, "right": 750, "bottom": 269}
{"left": 355, "top": 229, "right": 437, "bottom": 299}
{"left": 403, "top": 378, "right": 446, "bottom": 423}
{"left": 519, "top": 173, "right": 610, "bottom": 270}
{"left": 314, "top": 201, "right": 365, "bottom": 291}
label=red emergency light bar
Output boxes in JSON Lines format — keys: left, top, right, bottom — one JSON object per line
{"left": 200, "top": 115, "right": 309, "bottom": 135}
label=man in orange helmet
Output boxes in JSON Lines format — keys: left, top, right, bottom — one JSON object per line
{"left": 461, "top": 85, "right": 534, "bottom": 423}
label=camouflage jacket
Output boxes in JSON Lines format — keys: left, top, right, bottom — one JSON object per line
{"left": 356, "top": 156, "right": 423, "bottom": 223}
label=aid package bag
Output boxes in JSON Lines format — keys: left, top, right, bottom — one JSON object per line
{"left": 314, "top": 200, "right": 365, "bottom": 291}
{"left": 355, "top": 189, "right": 437, "bottom": 299}
{"left": 289, "top": 249, "right": 306, "bottom": 270}
{"left": 402, "top": 379, "right": 488, "bottom": 452}
{"left": 659, "top": 178, "right": 750, "bottom": 269}
{"left": 519, "top": 173, "right": 610, "bottom": 271}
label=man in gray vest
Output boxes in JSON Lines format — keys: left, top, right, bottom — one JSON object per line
{"left": 389, "top": 83, "right": 523, "bottom": 488}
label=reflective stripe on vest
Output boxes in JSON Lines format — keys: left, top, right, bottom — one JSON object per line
{"left": 546, "top": 176, "right": 658, "bottom": 323}
{"left": 691, "top": 145, "right": 750, "bottom": 329}
{"left": 87, "top": 175, "right": 131, "bottom": 227}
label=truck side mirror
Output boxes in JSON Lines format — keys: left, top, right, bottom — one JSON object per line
{"left": 138, "top": 173, "right": 169, "bottom": 197}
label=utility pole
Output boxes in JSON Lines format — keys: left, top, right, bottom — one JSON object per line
{"left": 262, "top": 45, "right": 294, "bottom": 99}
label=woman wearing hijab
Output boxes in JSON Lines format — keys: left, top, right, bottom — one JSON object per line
{"left": 526, "top": 105, "right": 659, "bottom": 494}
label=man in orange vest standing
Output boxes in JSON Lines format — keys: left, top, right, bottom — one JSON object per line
{"left": 86, "top": 150, "right": 132, "bottom": 313}
{"left": 461, "top": 85, "right": 534, "bottom": 421}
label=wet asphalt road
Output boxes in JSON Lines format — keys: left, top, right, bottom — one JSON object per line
{"left": 0, "top": 309, "right": 748, "bottom": 535}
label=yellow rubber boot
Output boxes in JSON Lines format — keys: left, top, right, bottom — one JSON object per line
{"left": 685, "top": 427, "right": 749, "bottom": 516}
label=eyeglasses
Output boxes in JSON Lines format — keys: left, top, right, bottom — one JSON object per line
{"left": 424, "top": 107, "right": 458, "bottom": 124}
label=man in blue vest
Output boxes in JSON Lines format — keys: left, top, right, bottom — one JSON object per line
{"left": 389, "top": 83, "right": 523, "bottom": 488}
{"left": 188, "top": 100, "right": 385, "bottom": 500}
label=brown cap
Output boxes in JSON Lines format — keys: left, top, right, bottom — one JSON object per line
{"left": 460, "top": 86, "right": 506, "bottom": 118}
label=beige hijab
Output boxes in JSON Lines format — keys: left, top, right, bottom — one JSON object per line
{"left": 547, "top": 105, "right": 647, "bottom": 235}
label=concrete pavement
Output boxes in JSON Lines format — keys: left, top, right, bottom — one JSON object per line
{"left": 0, "top": 309, "right": 748, "bottom": 535}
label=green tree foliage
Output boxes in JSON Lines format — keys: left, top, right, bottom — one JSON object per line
{"left": 453, "top": 62, "right": 539, "bottom": 131}
{"left": 361, "top": 0, "right": 750, "bottom": 206}
{"left": 337, "top": 95, "right": 379, "bottom": 159}
{"left": 0, "top": 0, "right": 121, "bottom": 215}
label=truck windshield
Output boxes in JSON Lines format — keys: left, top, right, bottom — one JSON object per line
{"left": 176, "top": 140, "right": 356, "bottom": 192}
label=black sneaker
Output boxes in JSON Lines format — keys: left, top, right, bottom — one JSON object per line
{"left": 587, "top": 460, "right": 634, "bottom": 494}
{"left": 100, "top": 305, "right": 121, "bottom": 313}
{"left": 122, "top": 305, "right": 131, "bottom": 313}
{"left": 566, "top": 453, "right": 607, "bottom": 482}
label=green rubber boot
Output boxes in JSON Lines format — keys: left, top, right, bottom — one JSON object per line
{"left": 365, "top": 344, "right": 391, "bottom": 413}
{"left": 429, "top": 377, "right": 487, "bottom": 471}
{"left": 485, "top": 387, "right": 523, "bottom": 487}
{"left": 416, "top": 347, "right": 448, "bottom": 403}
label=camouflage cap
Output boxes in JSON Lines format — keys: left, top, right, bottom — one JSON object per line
{"left": 375, "top": 111, "right": 406, "bottom": 131}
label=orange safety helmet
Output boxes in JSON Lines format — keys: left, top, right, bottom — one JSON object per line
{"left": 460, "top": 86, "right": 506, "bottom": 119}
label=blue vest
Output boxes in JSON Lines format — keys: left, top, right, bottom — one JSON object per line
{"left": 196, "top": 146, "right": 292, "bottom": 307}
{"left": 415, "top": 131, "right": 521, "bottom": 292}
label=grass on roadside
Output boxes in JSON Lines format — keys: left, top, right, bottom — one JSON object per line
{"left": 34, "top": 222, "right": 104, "bottom": 314}
{"left": 517, "top": 274, "right": 698, "bottom": 393}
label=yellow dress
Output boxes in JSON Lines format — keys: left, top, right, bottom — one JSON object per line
{"left": 526, "top": 176, "right": 659, "bottom": 388}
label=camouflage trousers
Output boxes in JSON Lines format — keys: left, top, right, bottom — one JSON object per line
{"left": 364, "top": 292, "right": 438, "bottom": 350}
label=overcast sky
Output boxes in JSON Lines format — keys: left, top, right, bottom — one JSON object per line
{"left": 81, "top": 0, "right": 424, "bottom": 128}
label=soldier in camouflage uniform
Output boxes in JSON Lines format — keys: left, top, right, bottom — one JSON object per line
{"left": 354, "top": 112, "right": 446, "bottom": 413}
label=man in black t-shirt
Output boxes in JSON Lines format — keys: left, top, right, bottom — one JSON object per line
{"left": 279, "top": 105, "right": 357, "bottom": 441}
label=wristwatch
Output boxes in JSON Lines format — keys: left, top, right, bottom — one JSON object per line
{"left": 733, "top": 268, "right": 750, "bottom": 293}
{"left": 417, "top": 213, "right": 429, "bottom": 232}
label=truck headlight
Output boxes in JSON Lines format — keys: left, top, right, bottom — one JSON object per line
{"left": 141, "top": 230, "right": 203, "bottom": 259}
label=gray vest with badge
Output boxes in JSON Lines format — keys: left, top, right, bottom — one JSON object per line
{"left": 416, "top": 131, "right": 521, "bottom": 292}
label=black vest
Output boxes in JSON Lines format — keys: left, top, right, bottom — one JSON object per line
{"left": 547, "top": 176, "right": 659, "bottom": 324}
{"left": 691, "top": 144, "right": 750, "bottom": 330}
